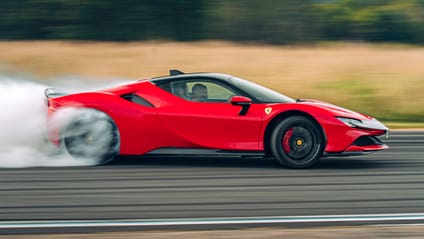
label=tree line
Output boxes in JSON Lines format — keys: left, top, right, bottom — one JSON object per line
{"left": 1, "top": 0, "right": 423, "bottom": 44}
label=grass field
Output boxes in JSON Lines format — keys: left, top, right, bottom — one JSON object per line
{"left": 0, "top": 41, "right": 423, "bottom": 124}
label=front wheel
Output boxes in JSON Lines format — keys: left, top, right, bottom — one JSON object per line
{"left": 61, "top": 109, "right": 120, "bottom": 165}
{"left": 270, "top": 116, "right": 324, "bottom": 169}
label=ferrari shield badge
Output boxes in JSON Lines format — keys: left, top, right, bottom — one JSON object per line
{"left": 265, "top": 107, "right": 272, "bottom": 115}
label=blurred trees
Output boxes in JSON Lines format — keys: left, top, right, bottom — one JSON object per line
{"left": 204, "top": 0, "right": 318, "bottom": 44}
{"left": 1, "top": 0, "right": 424, "bottom": 44}
{"left": 0, "top": 0, "right": 205, "bottom": 40}
{"left": 315, "top": 0, "right": 424, "bottom": 43}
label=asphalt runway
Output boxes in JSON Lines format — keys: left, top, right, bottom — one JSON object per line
{"left": 0, "top": 130, "right": 423, "bottom": 232}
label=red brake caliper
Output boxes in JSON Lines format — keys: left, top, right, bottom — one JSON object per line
{"left": 282, "top": 128, "right": 294, "bottom": 153}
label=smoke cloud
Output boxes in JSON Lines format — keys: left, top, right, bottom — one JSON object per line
{"left": 0, "top": 74, "right": 126, "bottom": 168}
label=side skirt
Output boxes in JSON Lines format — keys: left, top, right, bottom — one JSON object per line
{"left": 144, "top": 148, "right": 265, "bottom": 158}
{"left": 322, "top": 151, "right": 376, "bottom": 157}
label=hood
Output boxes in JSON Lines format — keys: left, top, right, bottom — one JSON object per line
{"left": 296, "top": 99, "right": 373, "bottom": 120}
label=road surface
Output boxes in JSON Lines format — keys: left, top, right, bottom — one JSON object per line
{"left": 0, "top": 130, "right": 423, "bottom": 233}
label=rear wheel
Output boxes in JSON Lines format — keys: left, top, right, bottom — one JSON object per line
{"left": 61, "top": 109, "right": 119, "bottom": 165}
{"left": 270, "top": 116, "right": 324, "bottom": 168}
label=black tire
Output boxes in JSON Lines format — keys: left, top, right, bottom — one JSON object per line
{"left": 270, "top": 116, "right": 324, "bottom": 169}
{"left": 61, "top": 109, "right": 120, "bottom": 165}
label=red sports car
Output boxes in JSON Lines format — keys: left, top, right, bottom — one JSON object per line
{"left": 45, "top": 70, "right": 389, "bottom": 168}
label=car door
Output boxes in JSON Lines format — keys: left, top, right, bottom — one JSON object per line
{"left": 156, "top": 77, "right": 265, "bottom": 150}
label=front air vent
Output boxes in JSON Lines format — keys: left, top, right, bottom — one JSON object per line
{"left": 352, "top": 136, "right": 383, "bottom": 146}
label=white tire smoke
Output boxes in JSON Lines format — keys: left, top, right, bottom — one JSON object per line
{"left": 0, "top": 74, "right": 125, "bottom": 168}
{"left": 50, "top": 107, "right": 119, "bottom": 165}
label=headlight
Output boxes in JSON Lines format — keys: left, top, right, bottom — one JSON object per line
{"left": 335, "top": 117, "right": 388, "bottom": 131}
{"left": 336, "top": 117, "right": 362, "bottom": 127}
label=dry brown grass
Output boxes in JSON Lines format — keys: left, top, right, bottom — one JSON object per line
{"left": 0, "top": 41, "right": 423, "bottom": 121}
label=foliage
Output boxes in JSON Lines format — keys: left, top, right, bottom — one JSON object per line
{"left": 1, "top": 0, "right": 424, "bottom": 43}
{"left": 314, "top": 0, "right": 424, "bottom": 43}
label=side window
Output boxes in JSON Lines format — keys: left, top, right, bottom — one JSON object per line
{"left": 170, "top": 81, "right": 189, "bottom": 100}
{"left": 158, "top": 82, "right": 171, "bottom": 93}
{"left": 156, "top": 81, "right": 190, "bottom": 100}
{"left": 186, "top": 81, "right": 237, "bottom": 102}
{"left": 157, "top": 79, "right": 239, "bottom": 102}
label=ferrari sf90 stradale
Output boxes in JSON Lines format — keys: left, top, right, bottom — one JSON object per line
{"left": 45, "top": 70, "right": 388, "bottom": 168}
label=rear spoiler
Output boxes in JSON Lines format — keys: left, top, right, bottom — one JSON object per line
{"left": 44, "top": 88, "right": 69, "bottom": 99}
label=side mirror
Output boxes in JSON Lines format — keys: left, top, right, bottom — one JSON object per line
{"left": 230, "top": 96, "right": 252, "bottom": 105}
{"left": 230, "top": 96, "right": 252, "bottom": 115}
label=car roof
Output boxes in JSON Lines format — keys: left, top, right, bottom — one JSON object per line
{"left": 147, "top": 69, "right": 295, "bottom": 104}
{"left": 150, "top": 71, "right": 232, "bottom": 84}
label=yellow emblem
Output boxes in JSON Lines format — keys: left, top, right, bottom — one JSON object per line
{"left": 265, "top": 107, "right": 272, "bottom": 115}
{"left": 296, "top": 139, "right": 303, "bottom": 146}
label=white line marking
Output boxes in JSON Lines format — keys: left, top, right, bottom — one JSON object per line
{"left": 1, "top": 213, "right": 424, "bottom": 229}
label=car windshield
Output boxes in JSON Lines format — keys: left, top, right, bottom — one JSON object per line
{"left": 230, "top": 76, "right": 295, "bottom": 103}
